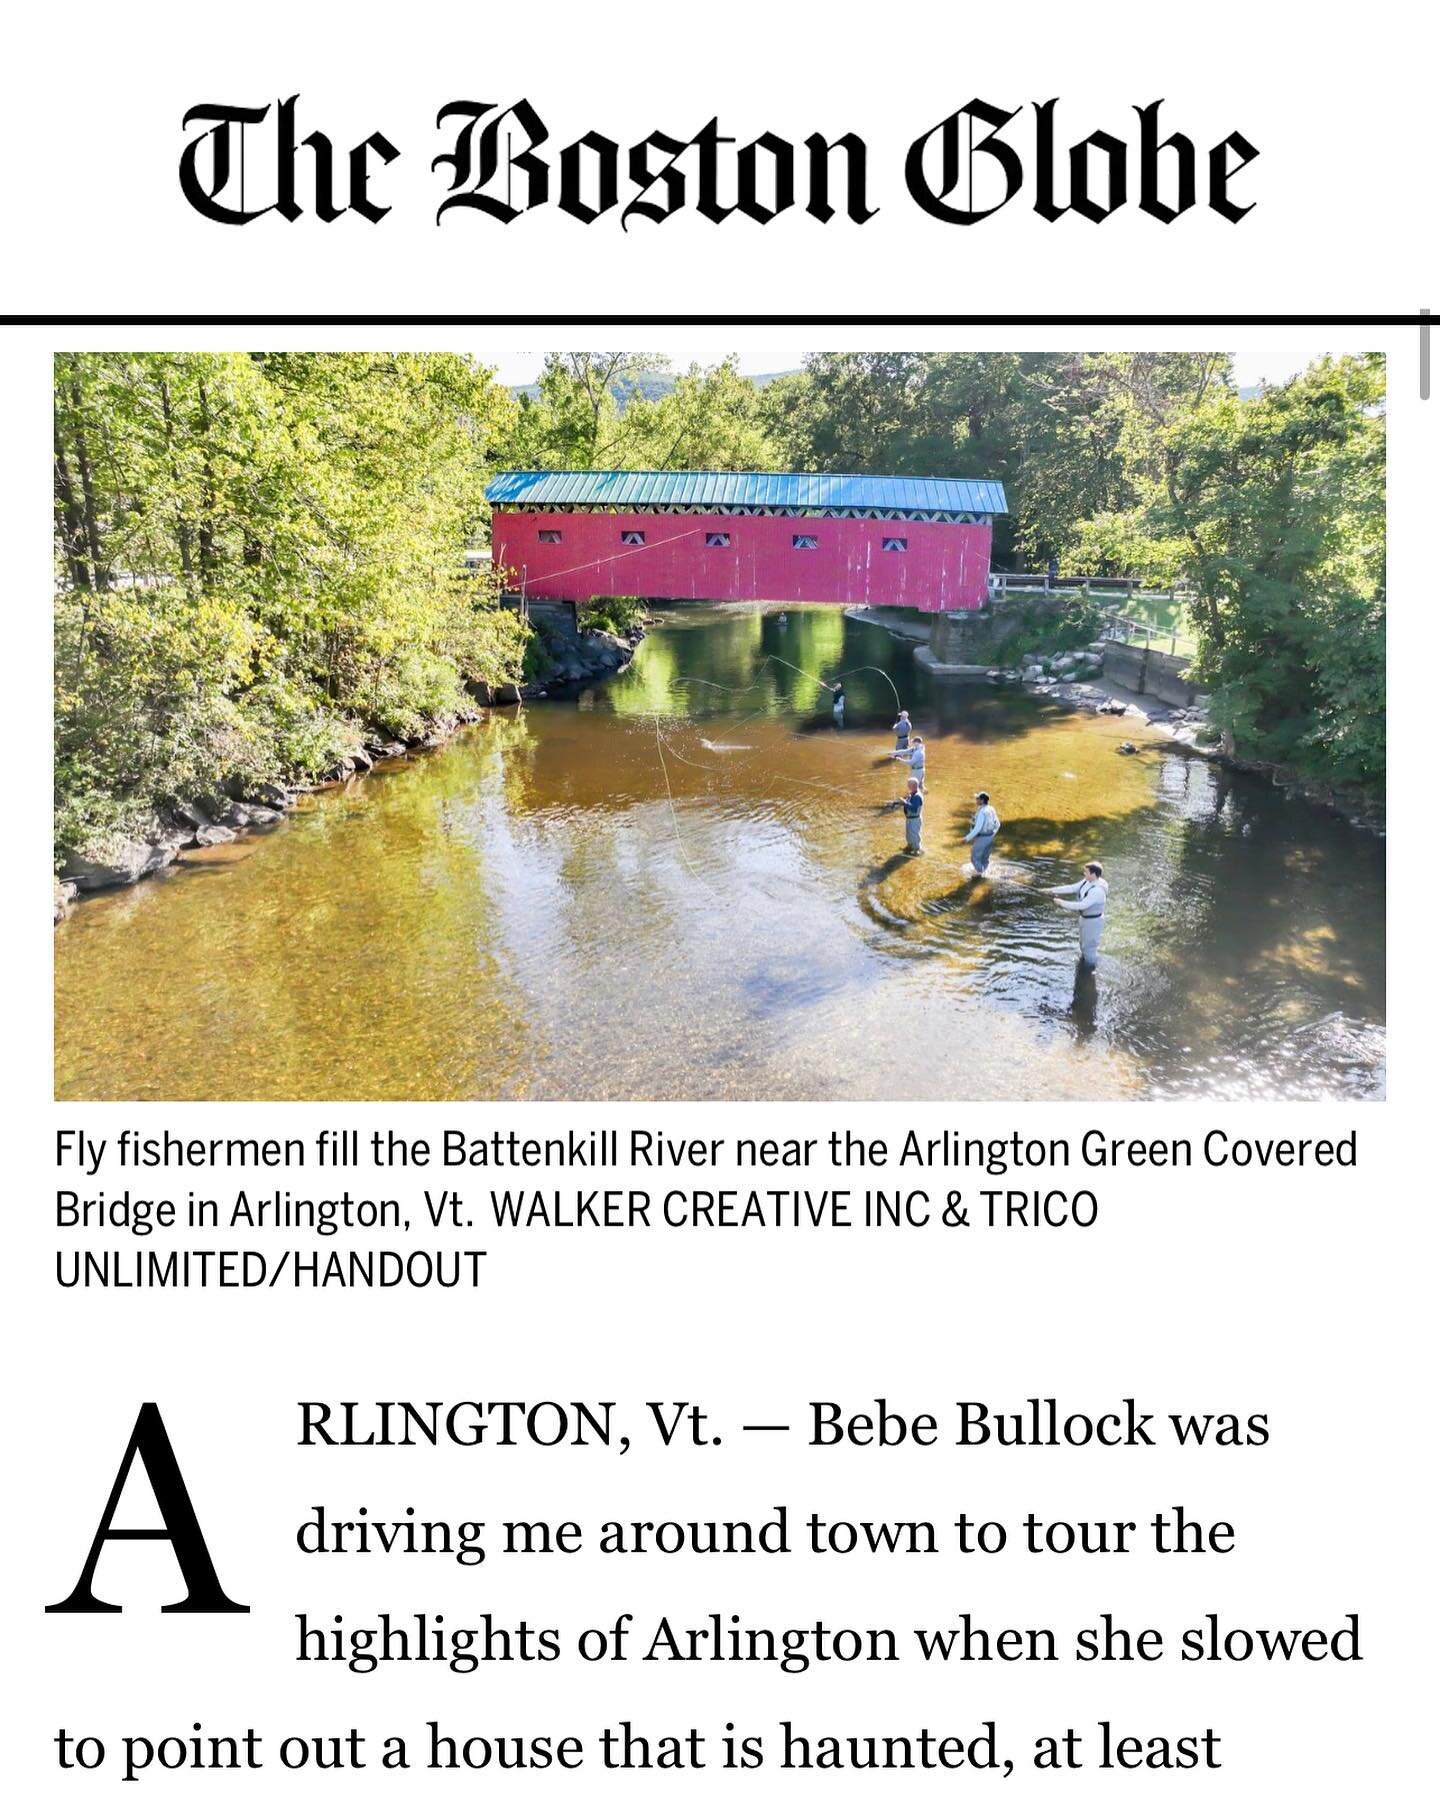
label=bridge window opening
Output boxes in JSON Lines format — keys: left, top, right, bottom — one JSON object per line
{"left": 538, "top": 529, "right": 562, "bottom": 544}
{"left": 882, "top": 536, "right": 908, "bottom": 552}
{"left": 620, "top": 530, "right": 646, "bottom": 546}
{"left": 792, "top": 534, "right": 820, "bottom": 550}
{"left": 705, "top": 532, "right": 731, "bottom": 548}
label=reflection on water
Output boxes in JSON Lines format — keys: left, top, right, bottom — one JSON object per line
{"left": 54, "top": 605, "right": 1386, "bottom": 1101}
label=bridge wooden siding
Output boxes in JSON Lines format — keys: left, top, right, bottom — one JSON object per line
{"left": 486, "top": 470, "right": 1007, "bottom": 614}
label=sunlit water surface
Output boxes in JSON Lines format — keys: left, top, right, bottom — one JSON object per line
{"left": 55, "top": 605, "right": 1385, "bottom": 1101}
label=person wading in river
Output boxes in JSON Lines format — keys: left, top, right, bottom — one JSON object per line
{"left": 831, "top": 680, "right": 846, "bottom": 726}
{"left": 892, "top": 709, "right": 912, "bottom": 752}
{"left": 964, "top": 791, "right": 1000, "bottom": 873}
{"left": 894, "top": 733, "right": 925, "bottom": 790}
{"left": 891, "top": 777, "right": 924, "bottom": 855}
{"left": 1044, "top": 861, "right": 1109, "bottom": 966}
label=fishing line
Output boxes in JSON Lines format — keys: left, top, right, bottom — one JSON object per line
{"left": 833, "top": 662, "right": 905, "bottom": 712}
{"left": 760, "top": 648, "right": 905, "bottom": 716}
{"left": 677, "top": 652, "right": 903, "bottom": 729}
{"left": 652, "top": 717, "right": 722, "bottom": 895}
{"left": 659, "top": 727, "right": 845, "bottom": 799}
{"left": 650, "top": 714, "right": 855, "bottom": 797}
{"left": 647, "top": 723, "right": 738, "bottom": 775}
{"left": 519, "top": 525, "right": 709, "bottom": 590}
{"left": 762, "top": 650, "right": 832, "bottom": 689}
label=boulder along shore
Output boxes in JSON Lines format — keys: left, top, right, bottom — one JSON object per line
{"left": 53, "top": 621, "right": 644, "bottom": 920}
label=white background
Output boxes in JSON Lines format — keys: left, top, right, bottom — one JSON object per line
{"left": 4, "top": 0, "right": 1437, "bottom": 1790}
{"left": 3, "top": 0, "right": 1435, "bottom": 316}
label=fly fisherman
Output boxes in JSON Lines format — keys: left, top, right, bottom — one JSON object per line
{"left": 964, "top": 791, "right": 1000, "bottom": 873}
{"left": 1045, "top": 861, "right": 1109, "bottom": 965}
{"left": 892, "top": 709, "right": 912, "bottom": 752}
{"left": 887, "top": 777, "right": 924, "bottom": 854}
{"left": 831, "top": 680, "right": 846, "bottom": 725}
{"left": 897, "top": 733, "right": 925, "bottom": 789}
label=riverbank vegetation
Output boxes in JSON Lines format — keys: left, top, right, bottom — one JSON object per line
{"left": 579, "top": 595, "right": 648, "bottom": 636}
{"left": 54, "top": 351, "right": 527, "bottom": 862}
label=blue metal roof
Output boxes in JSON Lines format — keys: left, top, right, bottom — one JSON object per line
{"left": 486, "top": 469, "right": 1007, "bottom": 516}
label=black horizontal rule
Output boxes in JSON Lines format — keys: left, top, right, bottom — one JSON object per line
{"left": 0, "top": 311, "right": 1426, "bottom": 327}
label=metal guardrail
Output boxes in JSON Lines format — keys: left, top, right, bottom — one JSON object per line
{"left": 1099, "top": 609, "right": 1193, "bottom": 657}
{"left": 986, "top": 572, "right": 1195, "bottom": 656}
{"left": 989, "top": 571, "right": 1144, "bottom": 596}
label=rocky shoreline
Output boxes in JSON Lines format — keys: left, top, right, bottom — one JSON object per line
{"left": 54, "top": 622, "right": 644, "bottom": 920}
{"left": 851, "top": 607, "right": 1384, "bottom": 837}
{"left": 989, "top": 644, "right": 1384, "bottom": 836}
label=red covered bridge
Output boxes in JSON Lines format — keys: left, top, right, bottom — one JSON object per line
{"left": 486, "top": 469, "right": 1007, "bottom": 613}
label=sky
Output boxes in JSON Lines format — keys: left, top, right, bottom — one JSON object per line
{"left": 485, "top": 349, "right": 1314, "bottom": 389}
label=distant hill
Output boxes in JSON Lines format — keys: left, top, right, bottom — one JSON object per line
{"left": 510, "top": 368, "right": 801, "bottom": 407}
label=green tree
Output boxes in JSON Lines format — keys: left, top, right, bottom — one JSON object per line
{"left": 1140, "top": 354, "right": 1385, "bottom": 786}
{"left": 771, "top": 350, "right": 1229, "bottom": 566}
{"left": 627, "top": 360, "right": 780, "bottom": 470}
{"left": 503, "top": 351, "right": 782, "bottom": 472}
{"left": 54, "top": 351, "right": 528, "bottom": 859}
{"left": 504, "top": 351, "right": 669, "bottom": 468}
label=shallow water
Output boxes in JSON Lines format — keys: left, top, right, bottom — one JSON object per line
{"left": 54, "top": 604, "right": 1386, "bottom": 1101}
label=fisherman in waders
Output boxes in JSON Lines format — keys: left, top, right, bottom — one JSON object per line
{"left": 891, "top": 777, "right": 923, "bottom": 854}
{"left": 897, "top": 733, "right": 925, "bottom": 790}
{"left": 831, "top": 680, "right": 846, "bottom": 725}
{"left": 964, "top": 790, "right": 1000, "bottom": 873}
{"left": 1045, "top": 861, "right": 1108, "bottom": 966}
{"left": 892, "top": 709, "right": 912, "bottom": 752}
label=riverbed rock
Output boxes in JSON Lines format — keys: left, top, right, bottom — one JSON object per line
{"left": 61, "top": 815, "right": 190, "bottom": 891}
{"left": 53, "top": 879, "right": 78, "bottom": 922}
{"left": 1118, "top": 740, "right": 1138, "bottom": 755}
{"left": 213, "top": 799, "right": 284, "bottom": 829}
{"left": 168, "top": 798, "right": 213, "bottom": 834}
{"left": 243, "top": 780, "right": 293, "bottom": 810}
{"left": 191, "top": 823, "right": 237, "bottom": 847}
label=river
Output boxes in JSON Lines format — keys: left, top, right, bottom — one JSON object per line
{"left": 54, "top": 604, "right": 1385, "bottom": 1102}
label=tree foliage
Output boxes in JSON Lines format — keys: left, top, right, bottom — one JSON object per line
{"left": 771, "top": 349, "right": 1384, "bottom": 789}
{"left": 54, "top": 351, "right": 527, "bottom": 856}
{"left": 506, "top": 352, "right": 781, "bottom": 471}
{"left": 1139, "top": 354, "right": 1385, "bottom": 787}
